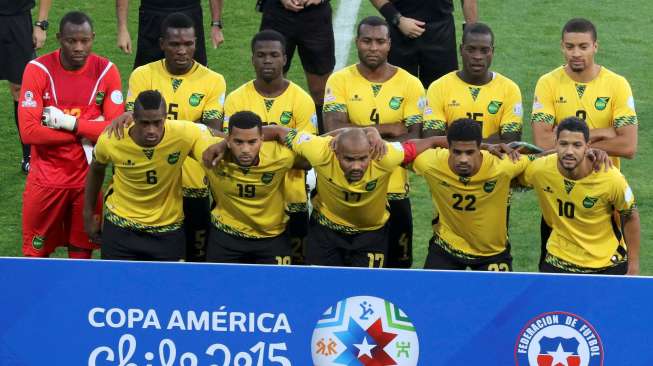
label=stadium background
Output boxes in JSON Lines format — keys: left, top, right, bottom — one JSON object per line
{"left": 0, "top": 0, "right": 650, "bottom": 272}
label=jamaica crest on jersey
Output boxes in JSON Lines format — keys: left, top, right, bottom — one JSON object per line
{"left": 168, "top": 151, "right": 181, "bottom": 164}
{"left": 261, "top": 172, "right": 275, "bottom": 184}
{"left": 483, "top": 180, "right": 497, "bottom": 193}
{"left": 365, "top": 179, "right": 378, "bottom": 192}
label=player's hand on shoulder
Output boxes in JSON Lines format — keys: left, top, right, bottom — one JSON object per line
{"left": 364, "top": 127, "right": 387, "bottom": 160}
{"left": 485, "top": 142, "right": 520, "bottom": 162}
{"left": 42, "top": 106, "right": 77, "bottom": 131}
{"left": 105, "top": 111, "right": 134, "bottom": 139}
{"left": 202, "top": 139, "right": 228, "bottom": 168}
{"left": 586, "top": 148, "right": 613, "bottom": 172}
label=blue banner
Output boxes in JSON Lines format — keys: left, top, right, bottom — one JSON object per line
{"left": 0, "top": 257, "right": 650, "bottom": 365}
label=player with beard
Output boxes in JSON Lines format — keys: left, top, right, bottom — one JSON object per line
{"left": 85, "top": 90, "right": 211, "bottom": 261}
{"left": 323, "top": 16, "right": 425, "bottom": 269}
{"left": 530, "top": 18, "right": 638, "bottom": 265}
{"left": 521, "top": 117, "right": 640, "bottom": 275}
{"left": 18, "top": 11, "right": 124, "bottom": 258}
{"left": 223, "top": 30, "right": 316, "bottom": 264}
{"left": 422, "top": 23, "right": 522, "bottom": 144}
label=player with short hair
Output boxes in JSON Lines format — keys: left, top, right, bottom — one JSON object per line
{"left": 123, "top": 12, "right": 226, "bottom": 262}
{"left": 323, "top": 16, "right": 425, "bottom": 268}
{"left": 18, "top": 11, "right": 124, "bottom": 258}
{"left": 531, "top": 18, "right": 638, "bottom": 265}
{"left": 85, "top": 90, "right": 210, "bottom": 261}
{"left": 223, "top": 29, "right": 316, "bottom": 264}
{"left": 414, "top": 118, "right": 528, "bottom": 271}
{"left": 200, "top": 111, "right": 310, "bottom": 265}
{"left": 521, "top": 117, "right": 640, "bottom": 275}
{"left": 422, "top": 23, "right": 523, "bottom": 143}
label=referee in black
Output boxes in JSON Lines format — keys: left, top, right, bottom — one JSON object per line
{"left": 371, "top": 0, "right": 477, "bottom": 88}
{"left": 0, "top": 0, "right": 51, "bottom": 173}
{"left": 258, "top": 0, "right": 335, "bottom": 134}
{"left": 116, "top": 0, "right": 225, "bottom": 68}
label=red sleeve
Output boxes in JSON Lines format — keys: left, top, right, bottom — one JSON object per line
{"left": 401, "top": 141, "right": 417, "bottom": 164}
{"left": 18, "top": 63, "right": 77, "bottom": 145}
{"left": 76, "top": 64, "right": 123, "bottom": 142}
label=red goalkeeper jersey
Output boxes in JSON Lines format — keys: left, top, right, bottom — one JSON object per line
{"left": 18, "top": 50, "right": 124, "bottom": 188}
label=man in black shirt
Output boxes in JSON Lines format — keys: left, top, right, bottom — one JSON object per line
{"left": 116, "top": 0, "right": 224, "bottom": 68}
{"left": 371, "top": 0, "right": 477, "bottom": 88}
{"left": 259, "top": 0, "right": 335, "bottom": 134}
{"left": 0, "top": 0, "right": 51, "bottom": 173}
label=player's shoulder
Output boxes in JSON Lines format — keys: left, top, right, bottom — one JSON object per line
{"left": 26, "top": 50, "right": 60, "bottom": 72}
{"left": 395, "top": 66, "right": 423, "bottom": 85}
{"left": 194, "top": 62, "right": 225, "bottom": 82}
{"left": 287, "top": 80, "right": 312, "bottom": 100}
{"left": 597, "top": 66, "right": 631, "bottom": 87}
{"left": 262, "top": 140, "right": 294, "bottom": 161}
{"left": 537, "top": 65, "right": 566, "bottom": 84}
{"left": 427, "top": 71, "right": 457, "bottom": 92}
{"left": 414, "top": 148, "right": 444, "bottom": 169}
{"left": 492, "top": 72, "right": 520, "bottom": 90}
{"left": 228, "top": 80, "right": 254, "bottom": 99}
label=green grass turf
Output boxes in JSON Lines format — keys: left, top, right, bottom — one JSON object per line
{"left": 0, "top": 1, "right": 650, "bottom": 272}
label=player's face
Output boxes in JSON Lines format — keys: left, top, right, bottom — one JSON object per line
{"left": 460, "top": 33, "right": 494, "bottom": 77}
{"left": 449, "top": 141, "right": 482, "bottom": 177}
{"left": 227, "top": 127, "right": 263, "bottom": 167}
{"left": 161, "top": 27, "right": 196, "bottom": 73}
{"left": 561, "top": 32, "right": 597, "bottom": 72}
{"left": 252, "top": 40, "right": 287, "bottom": 83}
{"left": 132, "top": 109, "right": 166, "bottom": 147}
{"left": 356, "top": 25, "right": 391, "bottom": 70}
{"left": 337, "top": 140, "right": 371, "bottom": 183}
{"left": 57, "top": 22, "right": 94, "bottom": 70}
{"left": 556, "top": 130, "right": 588, "bottom": 171}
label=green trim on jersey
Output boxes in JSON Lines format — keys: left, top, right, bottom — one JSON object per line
{"left": 614, "top": 115, "right": 639, "bottom": 128}
{"left": 106, "top": 210, "right": 182, "bottom": 234}
{"left": 423, "top": 119, "right": 447, "bottom": 132}
{"left": 545, "top": 252, "right": 625, "bottom": 273}
{"left": 404, "top": 114, "right": 423, "bottom": 127}
{"left": 531, "top": 112, "right": 555, "bottom": 125}
{"left": 183, "top": 187, "right": 210, "bottom": 198}
{"left": 324, "top": 103, "right": 347, "bottom": 113}
{"left": 500, "top": 122, "right": 523, "bottom": 134}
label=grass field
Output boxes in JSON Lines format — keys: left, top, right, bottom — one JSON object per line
{"left": 0, "top": 1, "right": 650, "bottom": 272}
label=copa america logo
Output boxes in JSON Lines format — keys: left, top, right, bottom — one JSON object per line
{"left": 515, "top": 311, "right": 604, "bottom": 366}
{"left": 311, "top": 295, "right": 419, "bottom": 366}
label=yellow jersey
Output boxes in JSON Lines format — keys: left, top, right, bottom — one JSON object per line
{"left": 198, "top": 138, "right": 298, "bottom": 238}
{"left": 522, "top": 154, "right": 636, "bottom": 270}
{"left": 93, "top": 120, "right": 208, "bottom": 232}
{"left": 223, "top": 80, "right": 316, "bottom": 212}
{"left": 323, "top": 64, "right": 425, "bottom": 197}
{"left": 285, "top": 130, "right": 405, "bottom": 233}
{"left": 413, "top": 149, "right": 529, "bottom": 257}
{"left": 531, "top": 66, "right": 637, "bottom": 168}
{"left": 423, "top": 71, "right": 523, "bottom": 138}
{"left": 126, "top": 60, "right": 227, "bottom": 197}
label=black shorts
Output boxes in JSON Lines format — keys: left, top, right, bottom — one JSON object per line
{"left": 388, "top": 15, "right": 458, "bottom": 88}
{"left": 101, "top": 219, "right": 185, "bottom": 261}
{"left": 424, "top": 236, "right": 513, "bottom": 271}
{"left": 206, "top": 226, "right": 292, "bottom": 264}
{"left": 134, "top": 4, "right": 207, "bottom": 69}
{"left": 0, "top": 12, "right": 36, "bottom": 84}
{"left": 540, "top": 258, "right": 627, "bottom": 275}
{"left": 305, "top": 216, "right": 388, "bottom": 268}
{"left": 386, "top": 197, "right": 413, "bottom": 268}
{"left": 287, "top": 210, "right": 309, "bottom": 265}
{"left": 260, "top": 3, "right": 335, "bottom": 75}
{"left": 183, "top": 196, "right": 210, "bottom": 262}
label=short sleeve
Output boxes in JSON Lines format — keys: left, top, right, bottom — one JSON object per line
{"left": 125, "top": 66, "right": 148, "bottom": 112}
{"left": 530, "top": 76, "right": 555, "bottom": 125}
{"left": 222, "top": 91, "right": 237, "bottom": 133}
{"left": 285, "top": 130, "right": 333, "bottom": 166}
{"left": 376, "top": 141, "right": 405, "bottom": 171}
{"left": 412, "top": 149, "right": 438, "bottom": 175}
{"left": 611, "top": 172, "right": 636, "bottom": 214}
{"left": 423, "top": 78, "right": 447, "bottom": 132}
{"left": 323, "top": 72, "right": 348, "bottom": 114}
{"left": 293, "top": 87, "right": 318, "bottom": 134}
{"left": 93, "top": 134, "right": 111, "bottom": 165}
{"left": 202, "top": 74, "right": 226, "bottom": 122}
{"left": 612, "top": 77, "right": 638, "bottom": 128}
{"left": 499, "top": 80, "right": 524, "bottom": 135}
{"left": 402, "top": 75, "right": 426, "bottom": 127}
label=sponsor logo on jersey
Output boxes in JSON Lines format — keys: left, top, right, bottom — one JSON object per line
{"left": 515, "top": 311, "right": 603, "bottom": 366}
{"left": 95, "top": 91, "right": 105, "bottom": 105}
{"left": 261, "top": 172, "right": 275, "bottom": 184}
{"left": 488, "top": 100, "right": 503, "bottom": 114}
{"left": 311, "top": 295, "right": 419, "bottom": 366}
{"left": 583, "top": 196, "right": 599, "bottom": 208}
{"left": 189, "top": 93, "right": 205, "bottom": 107}
{"left": 594, "top": 97, "right": 610, "bottom": 111}
{"left": 389, "top": 96, "right": 404, "bottom": 110}
{"left": 365, "top": 179, "right": 377, "bottom": 191}
{"left": 43, "top": 91, "right": 51, "bottom": 100}
{"left": 168, "top": 152, "right": 180, "bottom": 164}
{"left": 349, "top": 94, "right": 363, "bottom": 102}
{"left": 279, "top": 111, "right": 293, "bottom": 125}
{"left": 543, "top": 186, "right": 554, "bottom": 193}
{"left": 484, "top": 180, "right": 497, "bottom": 193}
{"left": 555, "top": 96, "right": 567, "bottom": 104}
{"left": 22, "top": 91, "right": 36, "bottom": 108}
{"left": 31, "top": 235, "right": 45, "bottom": 250}
{"left": 110, "top": 90, "right": 124, "bottom": 104}
{"left": 448, "top": 99, "right": 460, "bottom": 107}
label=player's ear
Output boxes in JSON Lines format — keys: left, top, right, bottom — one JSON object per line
{"left": 159, "top": 37, "right": 165, "bottom": 50}
{"left": 92, "top": 32, "right": 96, "bottom": 40}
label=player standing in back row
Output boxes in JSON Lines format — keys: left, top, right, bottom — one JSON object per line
{"left": 18, "top": 11, "right": 124, "bottom": 258}
{"left": 323, "top": 16, "right": 425, "bottom": 268}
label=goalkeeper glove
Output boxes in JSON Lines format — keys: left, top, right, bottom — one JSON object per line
{"left": 42, "top": 106, "right": 77, "bottom": 131}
